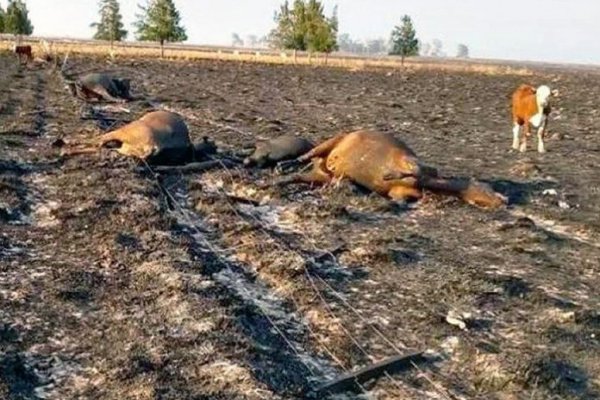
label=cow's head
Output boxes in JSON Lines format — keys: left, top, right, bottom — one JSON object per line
{"left": 536, "top": 85, "right": 553, "bottom": 108}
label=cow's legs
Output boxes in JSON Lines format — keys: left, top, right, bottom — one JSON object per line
{"left": 297, "top": 133, "right": 346, "bottom": 162}
{"left": 519, "top": 122, "right": 530, "bottom": 152}
{"left": 512, "top": 123, "right": 521, "bottom": 150}
{"left": 275, "top": 157, "right": 333, "bottom": 186}
{"left": 537, "top": 120, "right": 547, "bottom": 153}
{"left": 388, "top": 185, "right": 422, "bottom": 201}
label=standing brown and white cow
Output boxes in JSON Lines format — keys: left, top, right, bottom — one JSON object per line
{"left": 511, "top": 84, "right": 558, "bottom": 153}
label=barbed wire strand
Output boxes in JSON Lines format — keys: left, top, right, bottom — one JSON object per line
{"left": 199, "top": 158, "right": 417, "bottom": 394}
{"left": 204, "top": 157, "right": 455, "bottom": 400}
{"left": 140, "top": 158, "right": 374, "bottom": 397}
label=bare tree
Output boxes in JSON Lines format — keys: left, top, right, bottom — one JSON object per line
{"left": 246, "top": 34, "right": 258, "bottom": 47}
{"left": 231, "top": 33, "right": 244, "bottom": 47}
{"left": 456, "top": 43, "right": 469, "bottom": 58}
{"left": 430, "top": 38, "right": 444, "bottom": 57}
{"left": 366, "top": 38, "right": 386, "bottom": 55}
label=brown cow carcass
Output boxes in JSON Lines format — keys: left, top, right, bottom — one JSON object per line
{"left": 62, "top": 111, "right": 195, "bottom": 165}
{"left": 278, "top": 130, "right": 506, "bottom": 209}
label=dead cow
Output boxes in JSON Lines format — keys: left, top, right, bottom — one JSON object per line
{"left": 244, "top": 135, "right": 314, "bottom": 168}
{"left": 63, "top": 111, "right": 196, "bottom": 165}
{"left": 13, "top": 45, "right": 33, "bottom": 64}
{"left": 511, "top": 84, "right": 558, "bottom": 153}
{"left": 66, "top": 73, "right": 134, "bottom": 103}
{"left": 278, "top": 130, "right": 506, "bottom": 209}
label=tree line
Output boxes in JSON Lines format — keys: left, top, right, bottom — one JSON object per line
{"left": 0, "top": 0, "right": 33, "bottom": 36}
{"left": 0, "top": 0, "right": 469, "bottom": 61}
{"left": 0, "top": 0, "right": 186, "bottom": 57}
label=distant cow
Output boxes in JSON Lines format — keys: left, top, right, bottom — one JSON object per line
{"left": 13, "top": 45, "right": 33, "bottom": 65}
{"left": 511, "top": 84, "right": 558, "bottom": 153}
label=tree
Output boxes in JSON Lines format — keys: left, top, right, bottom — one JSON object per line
{"left": 367, "top": 38, "right": 386, "bottom": 55}
{"left": 0, "top": 4, "right": 5, "bottom": 33}
{"left": 431, "top": 38, "right": 444, "bottom": 57}
{"left": 134, "top": 0, "right": 187, "bottom": 58}
{"left": 456, "top": 43, "right": 469, "bottom": 58}
{"left": 91, "top": 0, "right": 127, "bottom": 45}
{"left": 338, "top": 33, "right": 369, "bottom": 55}
{"left": 353, "top": 41, "right": 366, "bottom": 55}
{"left": 258, "top": 35, "right": 270, "bottom": 48}
{"left": 389, "top": 15, "right": 418, "bottom": 65}
{"left": 246, "top": 34, "right": 259, "bottom": 47}
{"left": 231, "top": 33, "right": 244, "bottom": 47}
{"left": 4, "top": 0, "right": 33, "bottom": 36}
{"left": 305, "top": 2, "right": 338, "bottom": 59}
{"left": 338, "top": 33, "right": 352, "bottom": 52}
{"left": 271, "top": 0, "right": 306, "bottom": 52}
{"left": 323, "top": 4, "right": 339, "bottom": 54}
{"left": 271, "top": 0, "right": 338, "bottom": 59}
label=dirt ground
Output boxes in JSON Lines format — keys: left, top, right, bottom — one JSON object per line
{"left": 1, "top": 53, "right": 599, "bottom": 400}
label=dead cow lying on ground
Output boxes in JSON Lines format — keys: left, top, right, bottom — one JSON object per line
{"left": 13, "top": 45, "right": 33, "bottom": 65}
{"left": 278, "top": 130, "right": 507, "bottom": 209}
{"left": 62, "top": 111, "right": 203, "bottom": 165}
{"left": 511, "top": 84, "right": 558, "bottom": 153}
{"left": 61, "top": 111, "right": 223, "bottom": 168}
{"left": 66, "top": 73, "right": 134, "bottom": 103}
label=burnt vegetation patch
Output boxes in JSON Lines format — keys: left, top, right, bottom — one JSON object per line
{"left": 0, "top": 53, "right": 599, "bottom": 399}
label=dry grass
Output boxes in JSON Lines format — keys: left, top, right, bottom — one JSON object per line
{"left": 0, "top": 36, "right": 533, "bottom": 76}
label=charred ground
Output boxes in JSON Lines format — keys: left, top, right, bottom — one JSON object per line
{"left": 1, "top": 53, "right": 599, "bottom": 399}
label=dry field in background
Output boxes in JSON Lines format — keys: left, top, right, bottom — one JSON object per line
{"left": 0, "top": 36, "right": 536, "bottom": 76}
{"left": 1, "top": 50, "right": 599, "bottom": 400}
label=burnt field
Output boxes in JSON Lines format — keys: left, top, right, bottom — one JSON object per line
{"left": 1, "top": 53, "right": 600, "bottom": 400}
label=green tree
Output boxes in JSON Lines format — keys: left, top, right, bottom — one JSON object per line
{"left": 0, "top": 5, "right": 5, "bottom": 33}
{"left": 91, "top": 0, "right": 127, "bottom": 45}
{"left": 269, "top": 1, "right": 290, "bottom": 49}
{"left": 134, "top": 0, "right": 187, "bottom": 57}
{"left": 271, "top": 0, "right": 337, "bottom": 61}
{"left": 317, "top": 4, "right": 338, "bottom": 56}
{"left": 389, "top": 15, "right": 419, "bottom": 65}
{"left": 270, "top": 0, "right": 307, "bottom": 61}
{"left": 4, "top": 0, "right": 33, "bottom": 36}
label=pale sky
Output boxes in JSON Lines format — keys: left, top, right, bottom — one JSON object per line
{"left": 11, "top": 0, "right": 600, "bottom": 65}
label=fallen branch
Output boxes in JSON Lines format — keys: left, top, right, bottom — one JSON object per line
{"left": 309, "top": 351, "right": 426, "bottom": 398}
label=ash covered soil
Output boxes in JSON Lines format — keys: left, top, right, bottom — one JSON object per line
{"left": 1, "top": 54, "right": 599, "bottom": 400}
